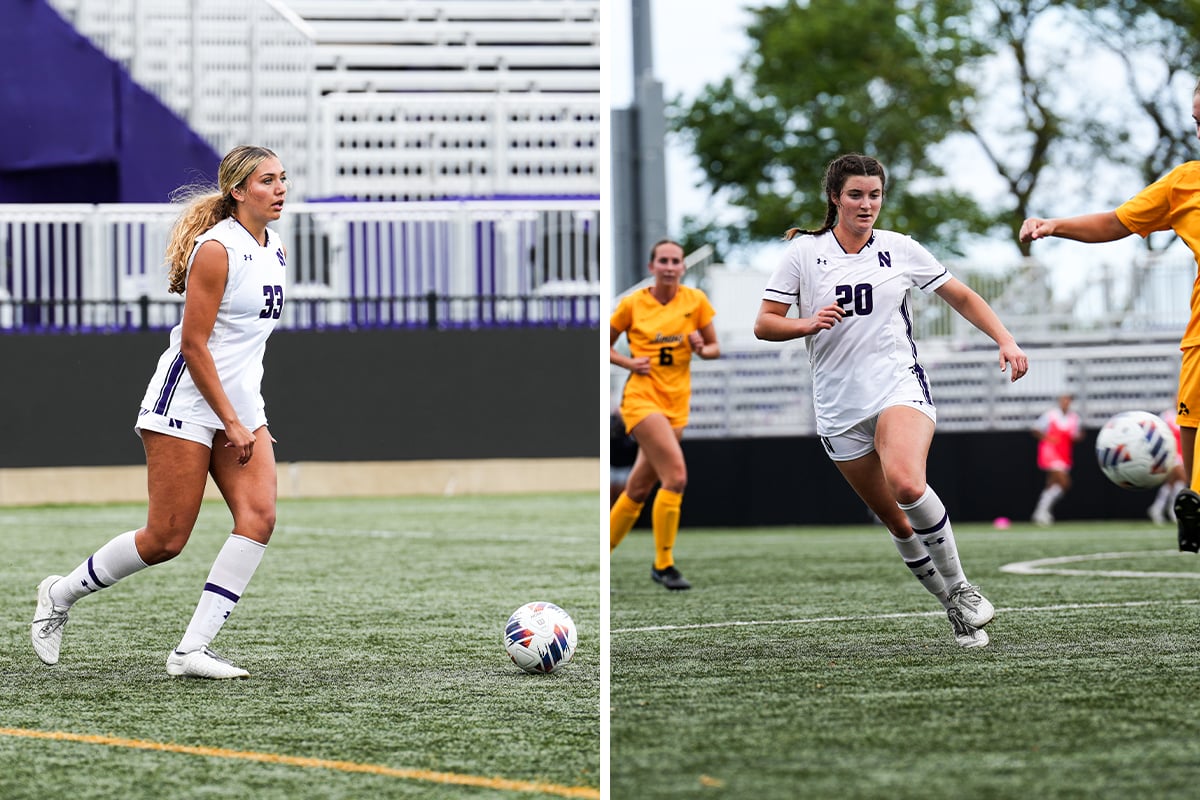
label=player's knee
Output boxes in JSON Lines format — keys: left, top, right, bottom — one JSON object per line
{"left": 661, "top": 470, "right": 687, "bottom": 494}
{"left": 140, "top": 532, "right": 189, "bottom": 564}
{"left": 623, "top": 472, "right": 657, "bottom": 503}
{"left": 891, "top": 478, "right": 926, "bottom": 506}
{"left": 236, "top": 508, "right": 275, "bottom": 541}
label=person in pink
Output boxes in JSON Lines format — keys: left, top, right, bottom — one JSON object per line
{"left": 1032, "top": 394, "right": 1083, "bottom": 525}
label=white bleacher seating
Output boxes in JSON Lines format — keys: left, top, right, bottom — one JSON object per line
{"left": 45, "top": 0, "right": 601, "bottom": 200}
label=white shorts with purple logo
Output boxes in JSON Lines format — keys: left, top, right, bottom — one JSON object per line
{"left": 818, "top": 398, "right": 937, "bottom": 462}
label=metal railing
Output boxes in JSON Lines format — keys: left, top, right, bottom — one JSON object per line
{"left": 1, "top": 292, "right": 600, "bottom": 333}
{"left": 611, "top": 339, "right": 1182, "bottom": 438}
{"left": 0, "top": 199, "right": 600, "bottom": 332}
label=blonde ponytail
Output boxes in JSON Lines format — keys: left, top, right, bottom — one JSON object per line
{"left": 163, "top": 190, "right": 234, "bottom": 294}
{"left": 161, "top": 144, "right": 280, "bottom": 294}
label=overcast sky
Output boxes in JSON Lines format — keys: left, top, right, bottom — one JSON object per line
{"left": 604, "top": 0, "right": 1158, "bottom": 292}
{"left": 607, "top": 0, "right": 757, "bottom": 247}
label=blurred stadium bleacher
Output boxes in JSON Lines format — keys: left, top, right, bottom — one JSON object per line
{"left": 44, "top": 0, "right": 600, "bottom": 201}
{"left": 612, "top": 250, "right": 1195, "bottom": 437}
{"left": 4, "top": 0, "right": 600, "bottom": 332}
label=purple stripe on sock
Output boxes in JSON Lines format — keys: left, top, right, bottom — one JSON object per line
{"left": 913, "top": 513, "right": 948, "bottom": 535}
{"left": 204, "top": 582, "right": 241, "bottom": 603}
{"left": 86, "top": 555, "right": 110, "bottom": 588}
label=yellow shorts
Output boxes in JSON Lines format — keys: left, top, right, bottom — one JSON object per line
{"left": 1178, "top": 345, "right": 1200, "bottom": 429}
{"left": 620, "top": 390, "right": 688, "bottom": 433}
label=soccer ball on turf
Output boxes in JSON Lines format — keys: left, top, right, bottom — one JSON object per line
{"left": 1095, "top": 410, "right": 1179, "bottom": 490}
{"left": 504, "top": 601, "right": 577, "bottom": 674}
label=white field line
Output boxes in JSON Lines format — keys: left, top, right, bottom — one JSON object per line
{"left": 999, "top": 549, "right": 1200, "bottom": 579}
{"left": 614, "top": 549, "right": 1200, "bottom": 634}
{"left": 612, "top": 598, "right": 1200, "bottom": 634}
{"left": 278, "top": 525, "right": 592, "bottom": 543}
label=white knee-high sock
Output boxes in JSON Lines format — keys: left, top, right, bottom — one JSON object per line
{"left": 50, "top": 530, "right": 148, "bottom": 608}
{"left": 892, "top": 533, "right": 950, "bottom": 607}
{"left": 1034, "top": 483, "right": 1063, "bottom": 517}
{"left": 899, "top": 486, "right": 968, "bottom": 591}
{"left": 176, "top": 534, "right": 267, "bottom": 654}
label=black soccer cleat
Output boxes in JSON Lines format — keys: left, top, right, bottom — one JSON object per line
{"left": 651, "top": 565, "right": 692, "bottom": 591}
{"left": 1174, "top": 488, "right": 1200, "bottom": 553}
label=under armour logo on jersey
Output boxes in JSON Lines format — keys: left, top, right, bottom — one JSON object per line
{"left": 243, "top": 254, "right": 253, "bottom": 261}
{"left": 816, "top": 257, "right": 827, "bottom": 265}
{"left": 1181, "top": 402, "right": 1191, "bottom": 417}
{"left": 878, "top": 252, "right": 892, "bottom": 268}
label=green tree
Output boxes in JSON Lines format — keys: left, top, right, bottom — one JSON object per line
{"left": 1067, "top": 0, "right": 1200, "bottom": 253}
{"left": 960, "top": 0, "right": 1197, "bottom": 255}
{"left": 675, "top": 0, "right": 1200, "bottom": 260}
{"left": 674, "top": 0, "right": 993, "bottom": 259}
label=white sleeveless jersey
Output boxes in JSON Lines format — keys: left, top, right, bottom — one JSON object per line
{"left": 762, "top": 229, "right": 952, "bottom": 436}
{"left": 140, "top": 218, "right": 286, "bottom": 429}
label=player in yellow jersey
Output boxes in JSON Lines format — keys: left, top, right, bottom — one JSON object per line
{"left": 610, "top": 239, "right": 720, "bottom": 589}
{"left": 1020, "top": 77, "right": 1200, "bottom": 553}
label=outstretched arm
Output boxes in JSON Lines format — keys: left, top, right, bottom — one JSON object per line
{"left": 1019, "top": 211, "right": 1132, "bottom": 244}
{"left": 934, "top": 278, "right": 1029, "bottom": 382}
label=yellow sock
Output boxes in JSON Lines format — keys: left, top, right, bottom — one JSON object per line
{"left": 652, "top": 489, "right": 683, "bottom": 570}
{"left": 610, "top": 492, "right": 644, "bottom": 551}
{"left": 1192, "top": 435, "right": 1200, "bottom": 494}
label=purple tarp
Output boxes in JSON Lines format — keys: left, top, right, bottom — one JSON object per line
{"left": 0, "top": 0, "right": 219, "bottom": 202}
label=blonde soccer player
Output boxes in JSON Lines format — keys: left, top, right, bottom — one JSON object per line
{"left": 610, "top": 239, "right": 720, "bottom": 590}
{"left": 32, "top": 145, "right": 288, "bottom": 678}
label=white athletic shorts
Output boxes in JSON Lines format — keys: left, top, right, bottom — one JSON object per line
{"left": 134, "top": 408, "right": 268, "bottom": 448}
{"left": 818, "top": 398, "right": 937, "bottom": 462}
{"left": 135, "top": 409, "right": 220, "bottom": 447}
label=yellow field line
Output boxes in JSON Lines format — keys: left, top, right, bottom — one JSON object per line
{"left": 0, "top": 727, "right": 599, "bottom": 799}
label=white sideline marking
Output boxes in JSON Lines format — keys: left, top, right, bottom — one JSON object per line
{"left": 611, "top": 598, "right": 1200, "bottom": 634}
{"left": 1000, "top": 549, "right": 1200, "bottom": 579}
{"left": 280, "top": 525, "right": 590, "bottom": 543}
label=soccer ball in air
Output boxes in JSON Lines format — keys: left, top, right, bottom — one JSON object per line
{"left": 504, "top": 601, "right": 577, "bottom": 674}
{"left": 1095, "top": 411, "right": 1179, "bottom": 490}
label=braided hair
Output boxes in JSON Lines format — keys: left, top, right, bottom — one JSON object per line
{"left": 784, "top": 153, "right": 887, "bottom": 241}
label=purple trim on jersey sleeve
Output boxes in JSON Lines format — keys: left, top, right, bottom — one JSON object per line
{"left": 918, "top": 268, "right": 950, "bottom": 291}
{"left": 151, "top": 352, "right": 187, "bottom": 415}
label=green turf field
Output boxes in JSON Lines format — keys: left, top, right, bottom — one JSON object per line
{"left": 0, "top": 494, "right": 600, "bottom": 800}
{"left": 610, "top": 521, "right": 1200, "bottom": 799}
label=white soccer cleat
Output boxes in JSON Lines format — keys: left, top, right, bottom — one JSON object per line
{"left": 166, "top": 646, "right": 250, "bottom": 679}
{"left": 31, "top": 575, "right": 69, "bottom": 665}
{"left": 947, "top": 607, "right": 989, "bottom": 648}
{"left": 1032, "top": 509, "right": 1053, "bottom": 526}
{"left": 947, "top": 582, "right": 994, "bottom": 628}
